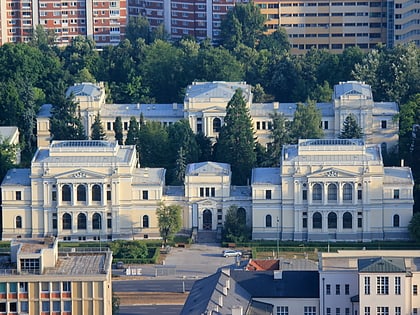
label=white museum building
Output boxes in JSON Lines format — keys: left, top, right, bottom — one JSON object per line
{"left": 1, "top": 138, "right": 414, "bottom": 242}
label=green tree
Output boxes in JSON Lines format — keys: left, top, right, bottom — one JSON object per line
{"left": 49, "top": 91, "right": 86, "bottom": 141}
{"left": 408, "top": 213, "right": 420, "bottom": 242}
{"left": 290, "top": 100, "right": 323, "bottom": 143}
{"left": 156, "top": 203, "right": 182, "bottom": 246}
{"left": 109, "top": 240, "right": 148, "bottom": 260}
{"left": 126, "top": 15, "right": 152, "bottom": 44}
{"left": 215, "top": 89, "right": 256, "bottom": 185}
{"left": 91, "top": 114, "right": 106, "bottom": 140}
{"left": 175, "top": 147, "right": 187, "bottom": 184}
{"left": 0, "top": 138, "right": 18, "bottom": 181}
{"left": 195, "top": 132, "right": 213, "bottom": 162}
{"left": 112, "top": 295, "right": 120, "bottom": 315}
{"left": 267, "top": 112, "right": 291, "bottom": 166}
{"left": 309, "top": 81, "right": 333, "bottom": 103}
{"left": 125, "top": 116, "right": 140, "bottom": 146}
{"left": 167, "top": 119, "right": 199, "bottom": 165}
{"left": 222, "top": 205, "right": 251, "bottom": 243}
{"left": 258, "top": 28, "right": 290, "bottom": 54}
{"left": 138, "top": 121, "right": 169, "bottom": 168}
{"left": 114, "top": 117, "right": 123, "bottom": 145}
{"left": 220, "top": 2, "right": 266, "bottom": 50}
{"left": 339, "top": 114, "right": 364, "bottom": 139}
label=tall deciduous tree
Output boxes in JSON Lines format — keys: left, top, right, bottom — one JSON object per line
{"left": 290, "top": 100, "right": 323, "bottom": 143}
{"left": 339, "top": 114, "right": 363, "bottom": 139}
{"left": 49, "top": 91, "right": 86, "bottom": 141}
{"left": 215, "top": 89, "right": 256, "bottom": 185}
{"left": 114, "top": 116, "right": 123, "bottom": 145}
{"left": 91, "top": 114, "right": 106, "bottom": 140}
{"left": 175, "top": 147, "right": 187, "bottom": 184}
{"left": 156, "top": 203, "right": 182, "bottom": 246}
{"left": 220, "top": 1, "right": 266, "bottom": 50}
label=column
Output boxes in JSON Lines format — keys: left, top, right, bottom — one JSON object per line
{"left": 338, "top": 182, "right": 343, "bottom": 205}
{"left": 43, "top": 182, "right": 50, "bottom": 207}
{"left": 57, "top": 184, "right": 61, "bottom": 206}
{"left": 353, "top": 183, "right": 358, "bottom": 205}
{"left": 323, "top": 183, "right": 328, "bottom": 205}
{"left": 101, "top": 184, "right": 105, "bottom": 206}
{"left": 71, "top": 184, "right": 76, "bottom": 206}
{"left": 322, "top": 212, "right": 328, "bottom": 232}
{"left": 87, "top": 184, "right": 91, "bottom": 206}
{"left": 308, "top": 184, "right": 312, "bottom": 205}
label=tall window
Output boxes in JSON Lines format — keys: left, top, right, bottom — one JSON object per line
{"left": 364, "top": 276, "right": 370, "bottom": 295}
{"left": 328, "top": 184, "right": 337, "bottom": 201}
{"left": 376, "top": 276, "right": 389, "bottom": 295}
{"left": 62, "top": 184, "right": 71, "bottom": 202}
{"left": 376, "top": 307, "right": 388, "bottom": 315}
{"left": 92, "top": 184, "right": 101, "bottom": 201}
{"left": 304, "top": 306, "right": 316, "bottom": 315}
{"left": 277, "top": 306, "right": 288, "bottom": 315}
{"left": 313, "top": 212, "right": 322, "bottom": 229}
{"left": 364, "top": 307, "right": 370, "bottom": 315}
{"left": 265, "top": 190, "right": 272, "bottom": 200}
{"left": 313, "top": 183, "right": 322, "bottom": 201}
{"left": 393, "top": 215, "right": 400, "bottom": 227}
{"left": 343, "top": 212, "right": 352, "bottom": 229}
{"left": 413, "top": 284, "right": 418, "bottom": 295}
{"left": 77, "top": 213, "right": 87, "bottom": 230}
{"left": 328, "top": 212, "right": 337, "bottom": 229}
{"left": 143, "top": 215, "right": 149, "bottom": 228}
{"left": 62, "top": 213, "right": 72, "bottom": 230}
{"left": 345, "top": 284, "right": 350, "bottom": 295}
{"left": 237, "top": 208, "right": 246, "bottom": 225}
{"left": 213, "top": 117, "right": 221, "bottom": 132}
{"left": 395, "top": 277, "right": 401, "bottom": 295}
{"left": 336, "top": 284, "right": 340, "bottom": 295}
{"left": 265, "top": 215, "right": 272, "bottom": 227}
{"left": 77, "top": 185, "right": 86, "bottom": 201}
{"left": 142, "top": 190, "right": 149, "bottom": 200}
{"left": 326, "top": 284, "right": 331, "bottom": 295}
{"left": 343, "top": 183, "right": 352, "bottom": 201}
{"left": 16, "top": 216, "right": 22, "bottom": 229}
{"left": 393, "top": 189, "right": 400, "bottom": 199}
{"left": 92, "top": 213, "right": 101, "bottom": 230}
{"left": 395, "top": 307, "right": 401, "bottom": 315}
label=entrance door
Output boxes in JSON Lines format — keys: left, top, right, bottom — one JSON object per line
{"left": 203, "top": 210, "right": 212, "bottom": 230}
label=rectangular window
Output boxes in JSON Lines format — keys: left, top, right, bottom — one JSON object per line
{"left": 53, "top": 301, "right": 60, "bottom": 312}
{"left": 395, "top": 277, "right": 401, "bottom": 295}
{"left": 326, "top": 284, "right": 331, "bottom": 295}
{"left": 211, "top": 187, "right": 215, "bottom": 197}
{"left": 15, "top": 191, "right": 22, "bottom": 200}
{"left": 304, "top": 306, "right": 316, "bottom": 315}
{"left": 381, "top": 120, "right": 387, "bottom": 128}
{"left": 393, "top": 189, "right": 400, "bottom": 199}
{"left": 345, "top": 284, "right": 350, "bottom": 295}
{"left": 327, "top": 308, "right": 331, "bottom": 315}
{"left": 302, "top": 217, "right": 307, "bottom": 228}
{"left": 200, "top": 187, "right": 204, "bottom": 197}
{"left": 414, "top": 284, "right": 418, "bottom": 295}
{"left": 205, "top": 187, "right": 210, "bottom": 197}
{"left": 336, "top": 308, "right": 340, "bottom": 315}
{"left": 335, "top": 284, "right": 340, "bottom": 295}
{"left": 364, "top": 276, "right": 370, "bottom": 295}
{"left": 364, "top": 307, "right": 370, "bottom": 315}
{"left": 107, "top": 190, "right": 111, "bottom": 201}
{"left": 62, "top": 282, "right": 71, "bottom": 292}
{"left": 64, "top": 301, "right": 71, "bottom": 312}
{"left": 107, "top": 218, "right": 112, "bottom": 228}
{"left": 395, "top": 307, "right": 401, "bottom": 315}
{"left": 324, "top": 121, "right": 329, "bottom": 129}
{"left": 52, "top": 190, "right": 57, "bottom": 202}
{"left": 42, "top": 301, "right": 50, "bottom": 312}
{"left": 52, "top": 214, "right": 57, "bottom": 229}
{"left": 302, "top": 190, "right": 307, "bottom": 201}
{"left": 413, "top": 308, "right": 418, "bottom": 315}
{"left": 345, "top": 308, "right": 350, "bottom": 315}
{"left": 266, "top": 190, "right": 272, "bottom": 200}
{"left": 19, "top": 282, "right": 28, "bottom": 293}
{"left": 256, "top": 122, "right": 261, "bottom": 130}
{"left": 142, "top": 190, "right": 149, "bottom": 200}
{"left": 376, "top": 306, "right": 389, "bottom": 315}
{"left": 358, "top": 189, "right": 362, "bottom": 200}
{"left": 21, "top": 301, "right": 29, "bottom": 312}
{"left": 277, "top": 306, "right": 288, "bottom": 315}
{"left": 41, "top": 282, "right": 49, "bottom": 292}
{"left": 377, "top": 276, "right": 389, "bottom": 295}
{"left": 9, "top": 302, "right": 17, "bottom": 312}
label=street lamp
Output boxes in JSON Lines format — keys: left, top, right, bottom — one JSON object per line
{"left": 276, "top": 217, "right": 279, "bottom": 259}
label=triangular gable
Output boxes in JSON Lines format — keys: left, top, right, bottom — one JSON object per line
{"left": 187, "top": 161, "right": 230, "bottom": 175}
{"left": 358, "top": 257, "right": 406, "bottom": 273}
{"left": 201, "top": 106, "right": 228, "bottom": 113}
{"left": 307, "top": 167, "right": 358, "bottom": 178}
{"left": 55, "top": 168, "right": 107, "bottom": 180}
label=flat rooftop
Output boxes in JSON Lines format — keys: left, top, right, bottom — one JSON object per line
{"left": 46, "top": 252, "right": 108, "bottom": 275}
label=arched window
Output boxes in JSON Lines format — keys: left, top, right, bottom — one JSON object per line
{"left": 313, "top": 212, "right": 322, "bottom": 229}
{"left": 393, "top": 214, "right": 400, "bottom": 227}
{"left": 62, "top": 213, "right": 72, "bottom": 230}
{"left": 16, "top": 216, "right": 22, "bottom": 229}
{"left": 62, "top": 185, "right": 71, "bottom": 202}
{"left": 265, "top": 215, "right": 272, "bottom": 227}
{"left": 343, "top": 212, "right": 352, "bottom": 229}
{"left": 77, "top": 185, "right": 86, "bottom": 201}
{"left": 343, "top": 183, "right": 353, "bottom": 201}
{"left": 213, "top": 118, "right": 221, "bottom": 133}
{"left": 92, "top": 213, "right": 101, "bottom": 230}
{"left": 92, "top": 184, "right": 101, "bottom": 202}
{"left": 328, "top": 212, "right": 337, "bottom": 229}
{"left": 77, "top": 213, "right": 87, "bottom": 230}
{"left": 328, "top": 184, "right": 337, "bottom": 201}
{"left": 237, "top": 207, "right": 246, "bottom": 225}
{"left": 143, "top": 215, "right": 149, "bottom": 228}
{"left": 313, "top": 183, "right": 322, "bottom": 201}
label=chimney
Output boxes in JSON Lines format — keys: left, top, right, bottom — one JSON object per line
{"left": 273, "top": 102, "right": 279, "bottom": 110}
{"left": 218, "top": 295, "right": 223, "bottom": 307}
{"left": 173, "top": 103, "right": 177, "bottom": 110}
{"left": 401, "top": 159, "right": 404, "bottom": 167}
{"left": 274, "top": 270, "right": 283, "bottom": 279}
{"left": 232, "top": 306, "right": 243, "bottom": 315}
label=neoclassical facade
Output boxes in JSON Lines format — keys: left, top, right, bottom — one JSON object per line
{"left": 1, "top": 139, "right": 414, "bottom": 242}
{"left": 36, "top": 81, "right": 399, "bottom": 152}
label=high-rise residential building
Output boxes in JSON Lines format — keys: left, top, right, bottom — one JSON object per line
{"left": 0, "top": 0, "right": 127, "bottom": 46}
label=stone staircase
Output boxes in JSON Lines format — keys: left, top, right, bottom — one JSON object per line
{"left": 196, "top": 230, "right": 220, "bottom": 244}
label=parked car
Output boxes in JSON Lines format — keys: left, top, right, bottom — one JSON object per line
{"left": 222, "top": 250, "right": 242, "bottom": 257}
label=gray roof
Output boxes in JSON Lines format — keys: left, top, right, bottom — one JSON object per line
{"left": 0, "top": 126, "right": 18, "bottom": 140}
{"left": 333, "top": 81, "right": 372, "bottom": 100}
{"left": 66, "top": 83, "right": 102, "bottom": 99}
{"left": 37, "top": 104, "right": 52, "bottom": 118}
{"left": 100, "top": 103, "right": 184, "bottom": 119}
{"left": 186, "top": 161, "right": 231, "bottom": 176}
{"left": 358, "top": 257, "right": 406, "bottom": 273}
{"left": 252, "top": 168, "right": 281, "bottom": 185}
{"left": 185, "top": 81, "right": 252, "bottom": 103}
{"left": 2, "top": 169, "right": 31, "bottom": 186}
{"left": 132, "top": 168, "right": 165, "bottom": 185}
{"left": 372, "top": 102, "right": 399, "bottom": 115}
{"left": 384, "top": 167, "right": 414, "bottom": 185}
{"left": 251, "top": 102, "right": 334, "bottom": 118}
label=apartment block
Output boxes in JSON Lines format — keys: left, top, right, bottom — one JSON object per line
{"left": 0, "top": 0, "right": 126, "bottom": 46}
{"left": 0, "top": 237, "right": 112, "bottom": 315}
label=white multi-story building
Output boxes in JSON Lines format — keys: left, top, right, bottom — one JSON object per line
{"left": 1, "top": 138, "right": 413, "bottom": 242}
{"left": 37, "top": 80, "right": 399, "bottom": 154}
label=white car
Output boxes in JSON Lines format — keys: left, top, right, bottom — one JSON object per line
{"left": 222, "top": 250, "right": 242, "bottom": 257}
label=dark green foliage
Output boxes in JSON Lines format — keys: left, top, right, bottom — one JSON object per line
{"left": 222, "top": 205, "right": 251, "bottom": 243}
{"left": 0, "top": 139, "right": 17, "bottom": 181}
{"left": 290, "top": 100, "right": 323, "bottom": 143}
{"left": 114, "top": 117, "right": 123, "bottom": 145}
{"left": 125, "top": 116, "right": 140, "bottom": 146}
{"left": 91, "top": 114, "right": 106, "bottom": 140}
{"left": 156, "top": 203, "right": 182, "bottom": 246}
{"left": 339, "top": 114, "right": 363, "bottom": 139}
{"left": 266, "top": 112, "right": 291, "bottom": 166}
{"left": 175, "top": 147, "right": 187, "bottom": 184}
{"left": 408, "top": 213, "right": 420, "bottom": 241}
{"left": 109, "top": 240, "right": 149, "bottom": 260}
{"left": 195, "top": 132, "right": 213, "bottom": 162}
{"left": 138, "top": 121, "right": 169, "bottom": 168}
{"left": 215, "top": 89, "right": 256, "bottom": 185}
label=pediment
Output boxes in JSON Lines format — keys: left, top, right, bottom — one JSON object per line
{"left": 187, "top": 161, "right": 230, "bottom": 176}
{"left": 196, "top": 198, "right": 219, "bottom": 206}
{"left": 307, "top": 168, "right": 358, "bottom": 178}
{"left": 201, "top": 106, "right": 227, "bottom": 113}
{"left": 55, "top": 169, "right": 106, "bottom": 180}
